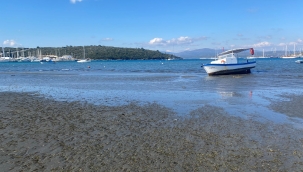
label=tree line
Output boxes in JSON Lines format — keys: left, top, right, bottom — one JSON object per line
{"left": 2, "top": 45, "right": 182, "bottom": 60}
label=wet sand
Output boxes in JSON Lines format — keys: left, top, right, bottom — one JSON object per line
{"left": 1, "top": 92, "right": 303, "bottom": 171}
{"left": 270, "top": 93, "right": 303, "bottom": 119}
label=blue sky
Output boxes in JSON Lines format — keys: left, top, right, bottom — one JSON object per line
{"left": 1, "top": 0, "right": 303, "bottom": 52}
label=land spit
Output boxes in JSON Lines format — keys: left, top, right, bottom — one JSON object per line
{"left": 0, "top": 92, "right": 303, "bottom": 171}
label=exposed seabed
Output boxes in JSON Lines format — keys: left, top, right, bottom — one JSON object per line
{"left": 1, "top": 91, "right": 303, "bottom": 171}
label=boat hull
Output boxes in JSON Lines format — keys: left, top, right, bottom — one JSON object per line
{"left": 77, "top": 59, "right": 91, "bottom": 63}
{"left": 202, "top": 62, "right": 256, "bottom": 75}
{"left": 281, "top": 56, "right": 297, "bottom": 59}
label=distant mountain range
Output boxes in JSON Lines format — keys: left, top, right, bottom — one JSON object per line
{"left": 173, "top": 48, "right": 217, "bottom": 59}
{"left": 172, "top": 48, "right": 295, "bottom": 59}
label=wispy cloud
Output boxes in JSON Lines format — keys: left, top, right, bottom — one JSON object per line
{"left": 3, "top": 40, "right": 17, "bottom": 47}
{"left": 280, "top": 37, "right": 286, "bottom": 41}
{"left": 149, "top": 38, "right": 165, "bottom": 45}
{"left": 102, "top": 38, "right": 113, "bottom": 41}
{"left": 257, "top": 35, "right": 272, "bottom": 40}
{"left": 253, "top": 41, "right": 271, "bottom": 47}
{"left": 211, "top": 42, "right": 222, "bottom": 46}
{"left": 148, "top": 36, "right": 208, "bottom": 46}
{"left": 70, "top": 0, "right": 83, "bottom": 4}
{"left": 271, "top": 28, "right": 283, "bottom": 32}
{"left": 279, "top": 39, "right": 302, "bottom": 46}
{"left": 289, "top": 42, "right": 297, "bottom": 45}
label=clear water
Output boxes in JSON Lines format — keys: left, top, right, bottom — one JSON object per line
{"left": 0, "top": 58, "right": 303, "bottom": 126}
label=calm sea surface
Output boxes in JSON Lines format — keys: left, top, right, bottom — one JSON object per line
{"left": 0, "top": 58, "right": 302, "bottom": 125}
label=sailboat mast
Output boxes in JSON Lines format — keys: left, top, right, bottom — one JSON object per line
{"left": 83, "top": 46, "right": 85, "bottom": 58}
{"left": 17, "top": 47, "right": 19, "bottom": 58}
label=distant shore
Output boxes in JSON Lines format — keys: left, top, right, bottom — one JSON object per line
{"left": 1, "top": 91, "right": 303, "bottom": 171}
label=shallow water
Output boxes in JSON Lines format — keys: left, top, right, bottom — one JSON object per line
{"left": 0, "top": 58, "right": 303, "bottom": 126}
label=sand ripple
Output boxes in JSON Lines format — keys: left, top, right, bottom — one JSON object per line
{"left": 0, "top": 92, "right": 303, "bottom": 171}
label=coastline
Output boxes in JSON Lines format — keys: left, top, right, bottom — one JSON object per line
{"left": 1, "top": 91, "right": 303, "bottom": 171}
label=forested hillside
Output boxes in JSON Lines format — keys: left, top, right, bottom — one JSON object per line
{"left": 2, "top": 45, "right": 181, "bottom": 60}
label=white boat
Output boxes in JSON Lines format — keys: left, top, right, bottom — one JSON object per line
{"left": 0, "top": 57, "right": 11, "bottom": 62}
{"left": 202, "top": 48, "right": 256, "bottom": 75}
{"left": 281, "top": 44, "right": 300, "bottom": 58}
{"left": 1, "top": 47, "right": 11, "bottom": 62}
{"left": 77, "top": 46, "right": 91, "bottom": 63}
{"left": 30, "top": 57, "right": 41, "bottom": 62}
{"left": 257, "top": 49, "right": 269, "bottom": 58}
{"left": 77, "top": 59, "right": 91, "bottom": 63}
{"left": 295, "top": 60, "right": 303, "bottom": 64}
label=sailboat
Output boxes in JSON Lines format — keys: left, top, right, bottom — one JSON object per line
{"left": 281, "top": 44, "right": 299, "bottom": 58}
{"left": 259, "top": 49, "right": 268, "bottom": 58}
{"left": 0, "top": 47, "right": 11, "bottom": 62}
{"left": 77, "top": 46, "right": 91, "bottom": 63}
{"left": 293, "top": 44, "right": 302, "bottom": 58}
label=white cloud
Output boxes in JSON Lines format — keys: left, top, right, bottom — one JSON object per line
{"left": 103, "top": 38, "right": 113, "bottom": 41}
{"left": 3, "top": 40, "right": 17, "bottom": 47}
{"left": 278, "top": 40, "right": 302, "bottom": 47}
{"left": 175, "top": 36, "right": 193, "bottom": 44}
{"left": 148, "top": 36, "right": 206, "bottom": 46}
{"left": 149, "top": 38, "right": 166, "bottom": 45}
{"left": 280, "top": 37, "right": 286, "bottom": 40}
{"left": 253, "top": 41, "right": 271, "bottom": 47}
{"left": 70, "top": 0, "right": 83, "bottom": 4}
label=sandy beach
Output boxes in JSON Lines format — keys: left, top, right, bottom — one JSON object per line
{"left": 1, "top": 91, "right": 303, "bottom": 171}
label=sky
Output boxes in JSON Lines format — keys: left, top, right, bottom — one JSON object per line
{"left": 1, "top": 0, "right": 303, "bottom": 53}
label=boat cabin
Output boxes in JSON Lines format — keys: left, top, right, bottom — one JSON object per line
{"left": 211, "top": 53, "right": 238, "bottom": 64}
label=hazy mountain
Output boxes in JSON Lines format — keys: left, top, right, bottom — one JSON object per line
{"left": 174, "top": 48, "right": 218, "bottom": 59}
{"left": 174, "top": 48, "right": 288, "bottom": 59}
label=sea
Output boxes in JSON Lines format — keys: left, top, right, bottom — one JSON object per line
{"left": 0, "top": 58, "right": 303, "bottom": 127}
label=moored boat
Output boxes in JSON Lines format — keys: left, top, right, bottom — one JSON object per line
{"left": 202, "top": 48, "right": 256, "bottom": 75}
{"left": 77, "top": 46, "right": 91, "bottom": 63}
{"left": 77, "top": 59, "right": 91, "bottom": 63}
{"left": 281, "top": 44, "right": 301, "bottom": 58}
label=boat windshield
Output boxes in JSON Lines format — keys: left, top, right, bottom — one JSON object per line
{"left": 218, "top": 53, "right": 236, "bottom": 59}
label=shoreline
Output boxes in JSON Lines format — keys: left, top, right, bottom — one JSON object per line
{"left": 1, "top": 91, "right": 303, "bottom": 171}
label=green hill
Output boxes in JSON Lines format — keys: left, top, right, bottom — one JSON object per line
{"left": 2, "top": 45, "right": 182, "bottom": 60}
